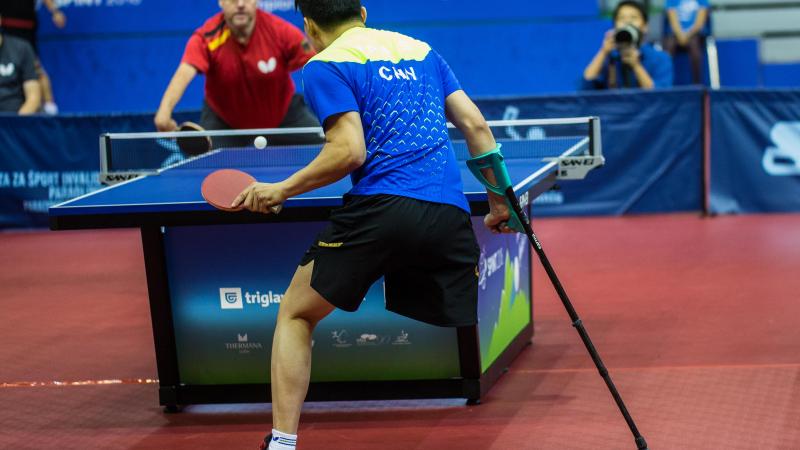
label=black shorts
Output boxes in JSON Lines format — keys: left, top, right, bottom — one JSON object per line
{"left": 300, "top": 194, "right": 480, "bottom": 327}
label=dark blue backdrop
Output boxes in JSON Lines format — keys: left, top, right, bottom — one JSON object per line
{"left": 475, "top": 88, "right": 705, "bottom": 216}
{"left": 34, "top": 0, "right": 606, "bottom": 113}
{"left": 0, "top": 111, "right": 198, "bottom": 228}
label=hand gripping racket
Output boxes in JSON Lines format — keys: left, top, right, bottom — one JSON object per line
{"left": 201, "top": 169, "right": 282, "bottom": 214}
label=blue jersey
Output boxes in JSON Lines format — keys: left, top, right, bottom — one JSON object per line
{"left": 665, "top": 0, "right": 710, "bottom": 32}
{"left": 302, "top": 27, "right": 469, "bottom": 213}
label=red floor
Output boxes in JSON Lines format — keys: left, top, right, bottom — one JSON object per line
{"left": 1, "top": 214, "right": 798, "bottom": 450}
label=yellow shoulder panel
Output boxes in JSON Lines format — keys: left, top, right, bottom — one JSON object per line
{"left": 310, "top": 28, "right": 431, "bottom": 64}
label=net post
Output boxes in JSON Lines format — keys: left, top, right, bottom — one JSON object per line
{"left": 589, "top": 116, "right": 602, "bottom": 158}
{"left": 100, "top": 133, "right": 112, "bottom": 185}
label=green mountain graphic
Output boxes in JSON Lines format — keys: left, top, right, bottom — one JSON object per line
{"left": 482, "top": 251, "right": 530, "bottom": 372}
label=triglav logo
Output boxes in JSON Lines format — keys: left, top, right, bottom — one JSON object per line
{"left": 763, "top": 122, "right": 800, "bottom": 176}
{"left": 225, "top": 333, "right": 264, "bottom": 354}
{"left": 219, "top": 288, "right": 284, "bottom": 310}
{"left": 219, "top": 288, "right": 243, "bottom": 309}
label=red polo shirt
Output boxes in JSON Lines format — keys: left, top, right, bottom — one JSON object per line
{"left": 182, "top": 10, "right": 314, "bottom": 129}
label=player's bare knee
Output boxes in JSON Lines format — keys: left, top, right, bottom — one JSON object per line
{"left": 276, "top": 293, "right": 332, "bottom": 327}
{"left": 277, "top": 305, "right": 326, "bottom": 330}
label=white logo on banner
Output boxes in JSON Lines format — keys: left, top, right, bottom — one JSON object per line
{"left": 478, "top": 246, "right": 506, "bottom": 291}
{"left": 225, "top": 333, "right": 264, "bottom": 354}
{"left": 53, "top": 0, "right": 142, "bottom": 8}
{"left": 331, "top": 329, "right": 351, "bottom": 348}
{"left": 259, "top": 0, "right": 294, "bottom": 11}
{"left": 392, "top": 330, "right": 411, "bottom": 346}
{"left": 502, "top": 106, "right": 546, "bottom": 140}
{"left": 763, "top": 122, "right": 800, "bottom": 176}
{"left": 219, "top": 288, "right": 244, "bottom": 309}
{"left": 218, "top": 287, "right": 283, "bottom": 310}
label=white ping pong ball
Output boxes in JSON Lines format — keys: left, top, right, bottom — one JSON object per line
{"left": 254, "top": 136, "right": 267, "bottom": 149}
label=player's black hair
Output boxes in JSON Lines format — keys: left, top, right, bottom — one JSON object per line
{"left": 294, "top": 0, "right": 363, "bottom": 29}
{"left": 613, "top": 1, "right": 648, "bottom": 24}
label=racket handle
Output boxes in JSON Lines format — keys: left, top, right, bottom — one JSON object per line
{"left": 270, "top": 204, "right": 283, "bottom": 214}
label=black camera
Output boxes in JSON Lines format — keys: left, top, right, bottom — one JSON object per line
{"left": 614, "top": 24, "right": 642, "bottom": 48}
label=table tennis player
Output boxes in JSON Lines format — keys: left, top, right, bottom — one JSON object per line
{"left": 230, "top": 1, "right": 514, "bottom": 449}
{"left": 154, "top": 0, "right": 320, "bottom": 145}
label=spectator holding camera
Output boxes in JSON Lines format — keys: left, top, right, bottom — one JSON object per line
{"left": 582, "top": 1, "right": 673, "bottom": 90}
{"left": 663, "top": 0, "right": 709, "bottom": 84}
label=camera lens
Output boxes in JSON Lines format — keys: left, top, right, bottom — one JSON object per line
{"left": 614, "top": 24, "right": 640, "bottom": 47}
{"left": 615, "top": 30, "right": 633, "bottom": 44}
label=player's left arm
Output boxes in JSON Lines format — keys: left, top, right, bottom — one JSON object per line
{"left": 232, "top": 112, "right": 365, "bottom": 213}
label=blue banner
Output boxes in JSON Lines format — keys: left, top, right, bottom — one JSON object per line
{"left": 0, "top": 111, "right": 197, "bottom": 228}
{"left": 710, "top": 90, "right": 800, "bottom": 213}
{"left": 161, "top": 218, "right": 528, "bottom": 384}
{"left": 475, "top": 88, "right": 706, "bottom": 216}
{"left": 163, "top": 223, "right": 461, "bottom": 384}
{"left": 2, "top": 88, "right": 712, "bottom": 228}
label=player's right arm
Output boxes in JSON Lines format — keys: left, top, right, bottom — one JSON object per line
{"left": 155, "top": 63, "right": 198, "bottom": 131}
{"left": 156, "top": 32, "right": 208, "bottom": 131}
{"left": 445, "top": 90, "right": 512, "bottom": 234}
{"left": 232, "top": 112, "right": 366, "bottom": 213}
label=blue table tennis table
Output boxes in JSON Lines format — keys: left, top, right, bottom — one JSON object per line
{"left": 49, "top": 130, "right": 599, "bottom": 411}
{"left": 50, "top": 137, "right": 586, "bottom": 226}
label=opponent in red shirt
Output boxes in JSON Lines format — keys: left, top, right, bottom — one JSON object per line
{"left": 155, "top": 0, "right": 319, "bottom": 143}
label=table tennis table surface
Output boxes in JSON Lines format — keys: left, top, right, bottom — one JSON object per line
{"left": 50, "top": 137, "right": 587, "bottom": 219}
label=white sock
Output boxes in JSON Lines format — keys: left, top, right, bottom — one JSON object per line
{"left": 268, "top": 429, "right": 297, "bottom": 450}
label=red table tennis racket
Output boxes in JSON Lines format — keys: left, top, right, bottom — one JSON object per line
{"left": 201, "top": 169, "right": 282, "bottom": 213}
{"left": 178, "top": 121, "right": 212, "bottom": 157}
